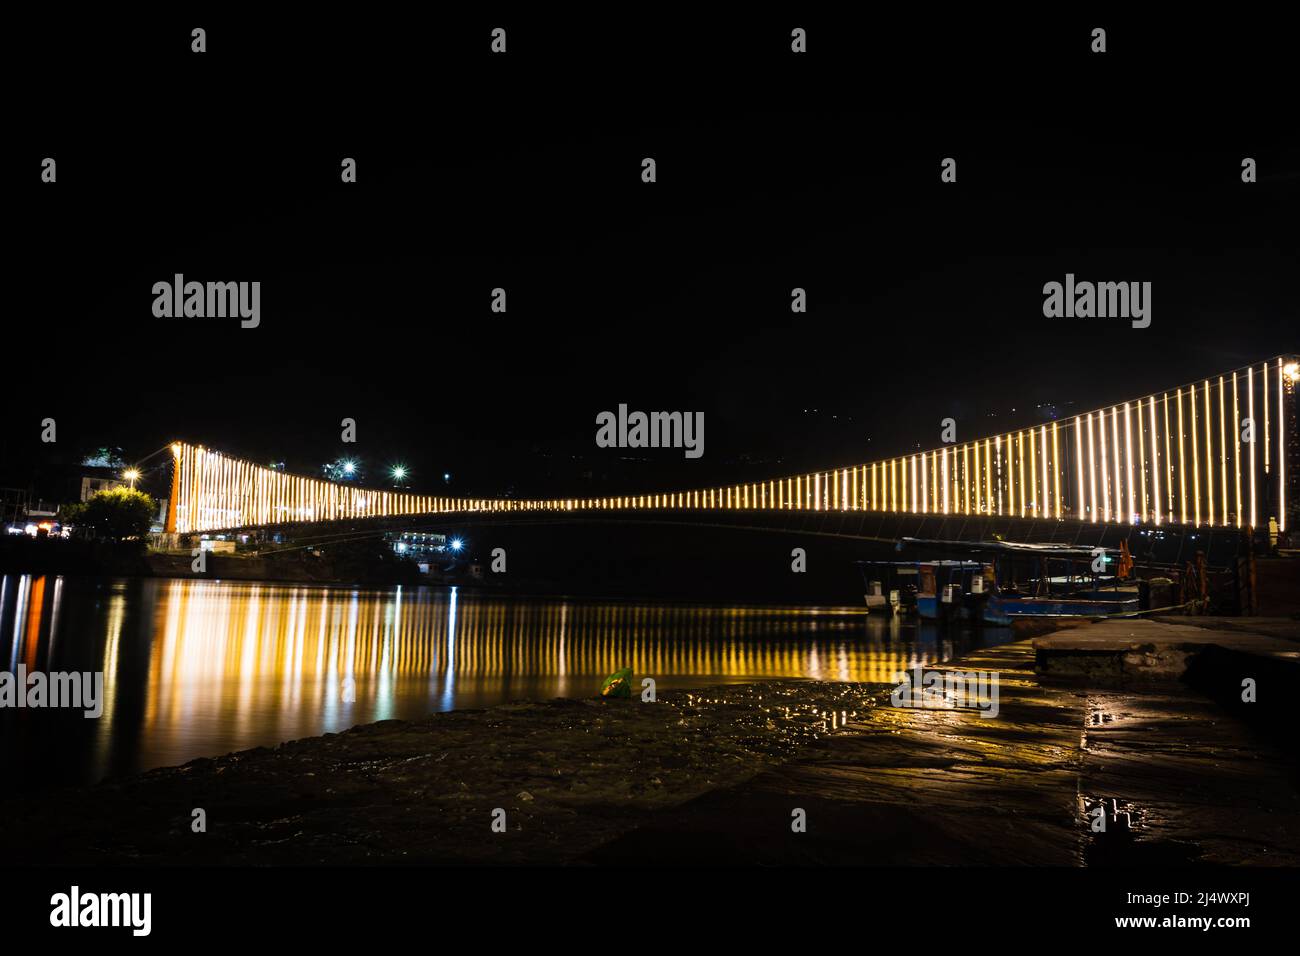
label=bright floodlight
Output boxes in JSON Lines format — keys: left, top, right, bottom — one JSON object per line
{"left": 450, "top": 538, "right": 464, "bottom": 551}
{"left": 391, "top": 466, "right": 407, "bottom": 480}
{"left": 123, "top": 468, "right": 141, "bottom": 489}
{"left": 342, "top": 461, "right": 356, "bottom": 475}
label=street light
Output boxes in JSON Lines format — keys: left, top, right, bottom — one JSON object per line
{"left": 123, "top": 469, "right": 140, "bottom": 490}
{"left": 391, "top": 465, "right": 408, "bottom": 486}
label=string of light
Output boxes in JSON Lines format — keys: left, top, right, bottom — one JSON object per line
{"left": 168, "top": 357, "right": 1296, "bottom": 534}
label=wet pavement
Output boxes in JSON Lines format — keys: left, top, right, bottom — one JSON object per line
{"left": 590, "top": 639, "right": 1300, "bottom": 865}
{"left": 587, "top": 640, "right": 1087, "bottom": 864}
{"left": 1077, "top": 686, "right": 1300, "bottom": 865}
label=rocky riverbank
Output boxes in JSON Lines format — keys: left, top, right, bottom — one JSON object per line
{"left": 4, "top": 629, "right": 1297, "bottom": 866}
{"left": 0, "top": 680, "right": 888, "bottom": 865}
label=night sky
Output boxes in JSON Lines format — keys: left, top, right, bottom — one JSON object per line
{"left": 5, "top": 12, "right": 1297, "bottom": 501}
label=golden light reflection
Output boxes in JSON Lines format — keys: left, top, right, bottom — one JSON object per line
{"left": 4, "top": 576, "right": 984, "bottom": 777}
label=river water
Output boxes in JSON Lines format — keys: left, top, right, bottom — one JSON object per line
{"left": 0, "top": 574, "right": 1013, "bottom": 790}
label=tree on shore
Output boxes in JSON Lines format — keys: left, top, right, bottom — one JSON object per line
{"left": 62, "top": 488, "right": 157, "bottom": 541}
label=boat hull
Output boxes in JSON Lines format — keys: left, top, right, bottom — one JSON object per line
{"left": 979, "top": 595, "right": 1139, "bottom": 626}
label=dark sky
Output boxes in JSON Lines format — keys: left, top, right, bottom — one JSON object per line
{"left": 5, "top": 12, "right": 1297, "bottom": 501}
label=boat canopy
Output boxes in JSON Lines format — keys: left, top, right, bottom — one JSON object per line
{"left": 896, "top": 538, "right": 1119, "bottom": 559}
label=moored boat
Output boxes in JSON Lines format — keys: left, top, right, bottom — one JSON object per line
{"left": 856, "top": 539, "right": 1143, "bottom": 626}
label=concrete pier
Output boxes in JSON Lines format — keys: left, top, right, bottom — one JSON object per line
{"left": 1033, "top": 616, "right": 1300, "bottom": 682}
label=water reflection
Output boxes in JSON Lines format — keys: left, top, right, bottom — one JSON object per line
{"left": 0, "top": 574, "right": 1010, "bottom": 789}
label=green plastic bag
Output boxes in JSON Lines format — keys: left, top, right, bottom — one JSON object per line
{"left": 601, "top": 666, "right": 633, "bottom": 698}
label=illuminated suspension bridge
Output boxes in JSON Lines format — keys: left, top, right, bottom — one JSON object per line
{"left": 166, "top": 356, "right": 1298, "bottom": 536}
